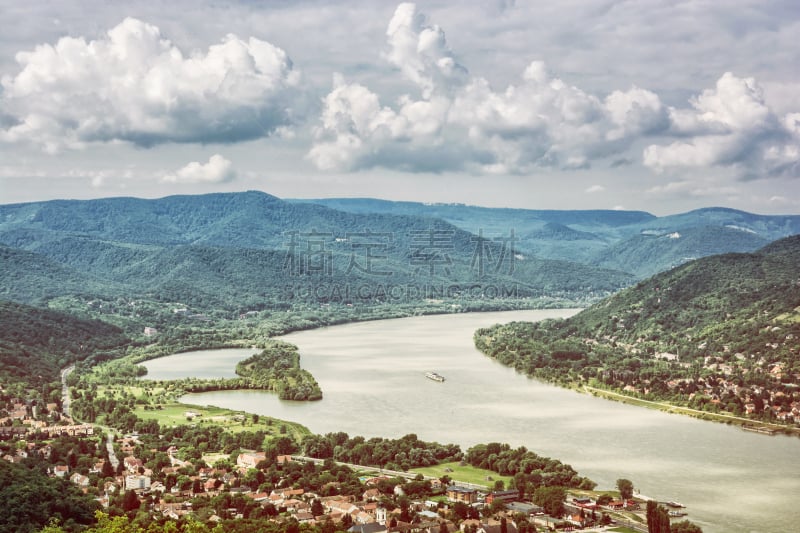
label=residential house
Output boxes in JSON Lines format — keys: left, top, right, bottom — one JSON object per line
{"left": 446, "top": 486, "right": 478, "bottom": 504}
{"left": 348, "top": 524, "right": 387, "bottom": 533}
{"left": 485, "top": 489, "right": 518, "bottom": 505}
{"left": 70, "top": 472, "right": 91, "bottom": 488}
{"left": 505, "top": 502, "right": 543, "bottom": 516}
{"left": 125, "top": 474, "right": 152, "bottom": 491}
{"left": 363, "top": 488, "right": 381, "bottom": 501}
{"left": 237, "top": 451, "right": 266, "bottom": 469}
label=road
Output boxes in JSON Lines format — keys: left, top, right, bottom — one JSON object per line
{"left": 106, "top": 431, "right": 120, "bottom": 469}
{"left": 60, "top": 364, "right": 119, "bottom": 469}
{"left": 60, "top": 365, "right": 74, "bottom": 419}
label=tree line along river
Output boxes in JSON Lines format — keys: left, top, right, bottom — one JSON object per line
{"left": 142, "top": 309, "right": 800, "bottom": 533}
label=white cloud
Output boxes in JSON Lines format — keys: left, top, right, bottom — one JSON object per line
{"left": 162, "top": 154, "right": 236, "bottom": 184}
{"left": 308, "top": 4, "right": 677, "bottom": 175}
{"left": 604, "top": 86, "right": 669, "bottom": 140}
{"left": 585, "top": 185, "right": 605, "bottom": 194}
{"left": 384, "top": 2, "right": 468, "bottom": 98}
{"left": 643, "top": 72, "right": 799, "bottom": 178}
{"left": 0, "top": 17, "right": 300, "bottom": 151}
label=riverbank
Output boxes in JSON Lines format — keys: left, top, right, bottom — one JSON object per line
{"left": 582, "top": 385, "right": 800, "bottom": 437}
{"left": 71, "top": 309, "right": 800, "bottom": 532}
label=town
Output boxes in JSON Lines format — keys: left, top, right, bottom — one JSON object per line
{"left": 1, "top": 389, "right": 699, "bottom": 533}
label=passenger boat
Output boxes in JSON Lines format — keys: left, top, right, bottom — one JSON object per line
{"left": 425, "top": 372, "right": 445, "bottom": 382}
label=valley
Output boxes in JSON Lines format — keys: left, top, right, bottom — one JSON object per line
{"left": 1, "top": 192, "right": 799, "bottom": 533}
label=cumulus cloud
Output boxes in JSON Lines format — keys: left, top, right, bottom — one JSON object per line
{"left": 0, "top": 18, "right": 300, "bottom": 151}
{"left": 384, "top": 2, "right": 468, "bottom": 98}
{"left": 585, "top": 185, "right": 605, "bottom": 193}
{"left": 604, "top": 86, "right": 669, "bottom": 140}
{"left": 162, "top": 154, "right": 236, "bottom": 184}
{"left": 306, "top": 3, "right": 799, "bottom": 182}
{"left": 644, "top": 72, "right": 799, "bottom": 178}
{"left": 309, "top": 3, "right": 674, "bottom": 174}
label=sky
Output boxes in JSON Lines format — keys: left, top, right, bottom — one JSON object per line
{"left": 0, "top": 0, "right": 798, "bottom": 215}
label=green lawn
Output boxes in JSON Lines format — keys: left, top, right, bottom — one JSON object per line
{"left": 608, "top": 528, "right": 640, "bottom": 533}
{"left": 134, "top": 402, "right": 310, "bottom": 441}
{"left": 410, "top": 461, "right": 512, "bottom": 489}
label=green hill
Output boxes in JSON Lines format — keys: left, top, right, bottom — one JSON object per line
{"left": 295, "top": 198, "right": 800, "bottom": 276}
{"left": 475, "top": 235, "right": 800, "bottom": 423}
{"left": 0, "top": 300, "right": 129, "bottom": 387}
{"left": 0, "top": 245, "right": 123, "bottom": 304}
{"left": 0, "top": 192, "right": 636, "bottom": 315}
{"left": 592, "top": 225, "right": 770, "bottom": 278}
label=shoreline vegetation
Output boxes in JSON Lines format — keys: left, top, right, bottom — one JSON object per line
{"left": 85, "top": 301, "right": 571, "bottom": 407}
{"left": 474, "top": 325, "right": 800, "bottom": 437}
{"left": 474, "top": 236, "right": 800, "bottom": 438}
{"left": 580, "top": 385, "right": 798, "bottom": 436}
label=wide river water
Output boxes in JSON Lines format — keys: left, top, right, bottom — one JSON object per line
{"left": 143, "top": 310, "right": 800, "bottom": 533}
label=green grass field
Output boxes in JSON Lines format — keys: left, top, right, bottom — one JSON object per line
{"left": 410, "top": 461, "right": 512, "bottom": 489}
{"left": 134, "top": 402, "right": 310, "bottom": 441}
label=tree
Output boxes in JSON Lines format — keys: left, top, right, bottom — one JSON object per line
{"left": 532, "top": 486, "right": 565, "bottom": 517}
{"left": 284, "top": 518, "right": 300, "bottom": 533}
{"left": 101, "top": 459, "right": 115, "bottom": 478}
{"left": 596, "top": 494, "right": 612, "bottom": 506}
{"left": 647, "top": 500, "right": 672, "bottom": 533}
{"left": 398, "top": 495, "right": 412, "bottom": 522}
{"left": 646, "top": 500, "right": 658, "bottom": 532}
{"left": 121, "top": 489, "right": 140, "bottom": 513}
{"left": 311, "top": 498, "right": 324, "bottom": 517}
{"left": 671, "top": 520, "right": 703, "bottom": 533}
{"left": 616, "top": 478, "right": 634, "bottom": 500}
{"left": 452, "top": 501, "right": 470, "bottom": 521}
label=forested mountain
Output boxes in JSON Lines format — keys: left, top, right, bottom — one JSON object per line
{"left": 0, "top": 459, "right": 98, "bottom": 533}
{"left": 475, "top": 235, "right": 800, "bottom": 421}
{"left": 295, "top": 198, "right": 800, "bottom": 276}
{"left": 0, "top": 245, "right": 123, "bottom": 305}
{"left": 0, "top": 192, "right": 635, "bottom": 316}
{"left": 592, "top": 225, "right": 770, "bottom": 278}
{"left": 0, "top": 300, "right": 129, "bottom": 387}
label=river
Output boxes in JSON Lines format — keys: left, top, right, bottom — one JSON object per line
{"left": 143, "top": 310, "right": 800, "bottom": 533}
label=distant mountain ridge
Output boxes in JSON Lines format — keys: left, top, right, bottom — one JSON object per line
{"left": 293, "top": 198, "right": 800, "bottom": 276}
{"left": 0, "top": 191, "right": 635, "bottom": 314}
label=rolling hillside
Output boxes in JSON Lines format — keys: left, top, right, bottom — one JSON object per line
{"left": 475, "top": 235, "right": 800, "bottom": 422}
{"left": 0, "top": 300, "right": 130, "bottom": 387}
{"left": 0, "top": 192, "right": 636, "bottom": 315}
{"left": 295, "top": 198, "right": 800, "bottom": 276}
